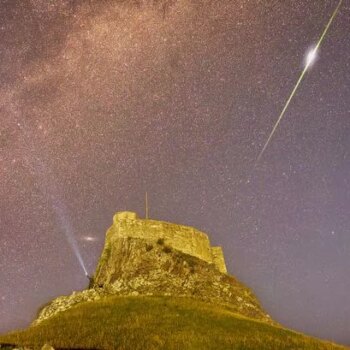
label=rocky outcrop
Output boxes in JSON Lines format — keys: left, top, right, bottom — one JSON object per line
{"left": 34, "top": 237, "right": 272, "bottom": 325}
{"left": 33, "top": 289, "right": 105, "bottom": 326}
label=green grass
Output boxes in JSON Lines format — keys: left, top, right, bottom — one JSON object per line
{"left": 0, "top": 296, "right": 347, "bottom": 350}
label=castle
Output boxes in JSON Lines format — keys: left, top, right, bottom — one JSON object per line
{"left": 34, "top": 210, "right": 272, "bottom": 326}
{"left": 95, "top": 211, "right": 227, "bottom": 275}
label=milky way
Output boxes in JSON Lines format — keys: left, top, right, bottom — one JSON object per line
{"left": 0, "top": 0, "right": 349, "bottom": 345}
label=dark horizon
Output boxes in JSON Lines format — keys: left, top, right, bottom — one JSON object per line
{"left": 0, "top": 0, "right": 349, "bottom": 345}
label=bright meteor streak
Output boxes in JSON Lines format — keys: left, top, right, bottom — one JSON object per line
{"left": 305, "top": 46, "right": 318, "bottom": 68}
{"left": 257, "top": 0, "right": 343, "bottom": 162}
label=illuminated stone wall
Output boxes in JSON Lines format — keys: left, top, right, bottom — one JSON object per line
{"left": 108, "top": 211, "right": 227, "bottom": 272}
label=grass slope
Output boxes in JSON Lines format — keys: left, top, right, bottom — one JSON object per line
{"left": 0, "top": 296, "right": 347, "bottom": 350}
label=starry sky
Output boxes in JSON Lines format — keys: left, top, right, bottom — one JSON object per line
{"left": 0, "top": 0, "right": 349, "bottom": 345}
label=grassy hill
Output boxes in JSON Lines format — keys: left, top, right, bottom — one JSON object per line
{"left": 0, "top": 296, "right": 347, "bottom": 350}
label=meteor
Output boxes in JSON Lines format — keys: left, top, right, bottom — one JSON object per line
{"left": 256, "top": 0, "right": 343, "bottom": 162}
{"left": 83, "top": 236, "right": 97, "bottom": 242}
{"left": 305, "top": 46, "right": 318, "bottom": 68}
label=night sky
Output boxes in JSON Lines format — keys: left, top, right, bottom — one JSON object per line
{"left": 0, "top": 0, "right": 349, "bottom": 345}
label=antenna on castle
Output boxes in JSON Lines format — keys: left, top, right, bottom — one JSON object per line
{"left": 145, "top": 191, "right": 149, "bottom": 219}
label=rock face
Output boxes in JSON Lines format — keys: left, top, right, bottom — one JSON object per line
{"left": 34, "top": 212, "right": 273, "bottom": 325}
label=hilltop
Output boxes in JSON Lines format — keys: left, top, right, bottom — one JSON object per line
{"left": 32, "top": 211, "right": 272, "bottom": 326}
{"left": 1, "top": 211, "right": 347, "bottom": 349}
{"left": 0, "top": 296, "right": 347, "bottom": 350}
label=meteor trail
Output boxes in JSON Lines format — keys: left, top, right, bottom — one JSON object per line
{"left": 256, "top": 0, "right": 343, "bottom": 162}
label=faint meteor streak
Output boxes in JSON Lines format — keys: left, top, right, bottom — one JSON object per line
{"left": 15, "top": 119, "right": 89, "bottom": 277}
{"left": 257, "top": 0, "right": 343, "bottom": 162}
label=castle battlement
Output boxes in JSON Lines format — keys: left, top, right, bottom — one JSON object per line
{"left": 106, "top": 211, "right": 227, "bottom": 273}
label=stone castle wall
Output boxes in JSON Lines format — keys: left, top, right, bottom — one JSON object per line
{"left": 107, "top": 211, "right": 227, "bottom": 273}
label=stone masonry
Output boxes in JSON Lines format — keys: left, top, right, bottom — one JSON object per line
{"left": 96, "top": 211, "right": 227, "bottom": 274}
